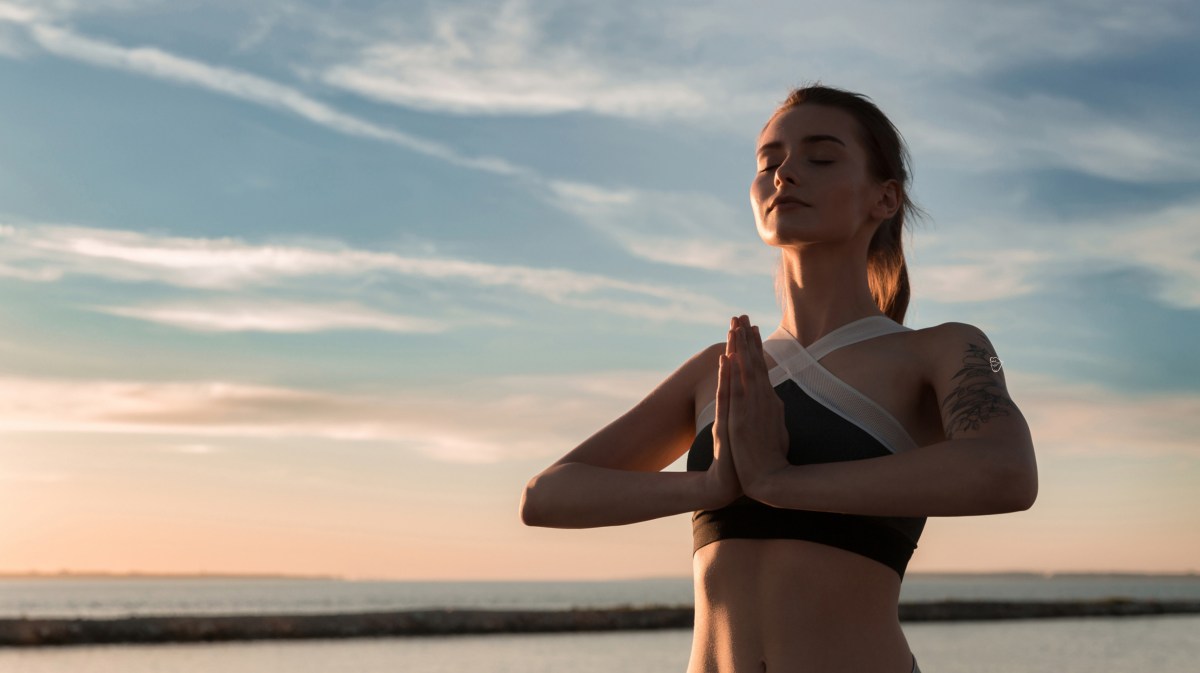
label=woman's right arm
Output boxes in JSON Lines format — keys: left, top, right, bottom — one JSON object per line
{"left": 519, "top": 342, "right": 728, "bottom": 529}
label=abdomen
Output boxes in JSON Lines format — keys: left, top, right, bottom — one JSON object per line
{"left": 691, "top": 538, "right": 909, "bottom": 672}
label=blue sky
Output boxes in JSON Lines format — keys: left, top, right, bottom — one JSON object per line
{"left": 0, "top": 0, "right": 1197, "bottom": 579}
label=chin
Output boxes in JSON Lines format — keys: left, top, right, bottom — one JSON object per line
{"left": 761, "top": 222, "right": 811, "bottom": 242}
{"left": 755, "top": 227, "right": 782, "bottom": 247}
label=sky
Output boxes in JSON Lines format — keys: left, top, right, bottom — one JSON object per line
{"left": 0, "top": 0, "right": 1197, "bottom": 580}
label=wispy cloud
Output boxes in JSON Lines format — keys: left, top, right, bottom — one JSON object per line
{"left": 909, "top": 242, "right": 1053, "bottom": 303}
{"left": 168, "top": 442, "right": 224, "bottom": 455}
{"left": 90, "top": 300, "right": 451, "bottom": 334}
{"left": 0, "top": 1, "right": 37, "bottom": 23}
{"left": 898, "top": 90, "right": 1200, "bottom": 183}
{"left": 1012, "top": 371, "right": 1200, "bottom": 459}
{"left": 1, "top": 368, "right": 1194, "bottom": 463}
{"left": 3, "top": 2, "right": 1195, "bottom": 312}
{"left": 312, "top": 0, "right": 1191, "bottom": 119}
{"left": 5, "top": 0, "right": 1192, "bottom": 281}
{"left": 0, "top": 371, "right": 672, "bottom": 463}
{"left": 910, "top": 198, "right": 1200, "bottom": 309}
{"left": 0, "top": 11, "right": 780, "bottom": 274}
{"left": 317, "top": 0, "right": 709, "bottom": 119}
{"left": 746, "top": 0, "right": 1192, "bottom": 76}
{"left": 1073, "top": 199, "right": 1200, "bottom": 309}
{"left": 0, "top": 222, "right": 732, "bottom": 323}
{"left": 10, "top": 20, "right": 527, "bottom": 177}
{"left": 547, "top": 180, "right": 777, "bottom": 275}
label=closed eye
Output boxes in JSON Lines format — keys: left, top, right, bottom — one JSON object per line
{"left": 759, "top": 160, "right": 833, "bottom": 173}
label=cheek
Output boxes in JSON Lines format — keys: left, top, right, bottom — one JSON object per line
{"left": 750, "top": 175, "right": 771, "bottom": 202}
{"left": 820, "top": 175, "right": 858, "bottom": 202}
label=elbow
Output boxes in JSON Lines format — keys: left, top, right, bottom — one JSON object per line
{"left": 520, "top": 473, "right": 555, "bottom": 527}
{"left": 1000, "top": 485, "right": 1036, "bottom": 513}
{"left": 519, "top": 479, "right": 541, "bottom": 527}
{"left": 521, "top": 462, "right": 579, "bottom": 527}
{"left": 996, "top": 465, "right": 1038, "bottom": 512}
{"left": 1016, "top": 473, "right": 1039, "bottom": 511}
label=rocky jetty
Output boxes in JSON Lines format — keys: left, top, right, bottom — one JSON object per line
{"left": 2, "top": 599, "right": 1198, "bottom": 647}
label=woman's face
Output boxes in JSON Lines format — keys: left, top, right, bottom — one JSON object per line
{"left": 751, "top": 104, "right": 890, "bottom": 248}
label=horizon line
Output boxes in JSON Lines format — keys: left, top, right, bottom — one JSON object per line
{"left": 3, "top": 569, "right": 1197, "bottom": 580}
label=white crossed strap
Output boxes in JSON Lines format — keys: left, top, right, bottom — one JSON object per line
{"left": 696, "top": 315, "right": 919, "bottom": 455}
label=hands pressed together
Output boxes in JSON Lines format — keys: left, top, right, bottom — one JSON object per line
{"left": 705, "top": 314, "right": 791, "bottom": 509}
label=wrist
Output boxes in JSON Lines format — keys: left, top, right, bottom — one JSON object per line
{"left": 746, "top": 461, "right": 787, "bottom": 502}
{"left": 698, "top": 468, "right": 723, "bottom": 509}
{"left": 699, "top": 465, "right": 737, "bottom": 510}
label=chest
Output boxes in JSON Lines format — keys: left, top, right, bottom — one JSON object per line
{"left": 692, "top": 330, "right": 945, "bottom": 451}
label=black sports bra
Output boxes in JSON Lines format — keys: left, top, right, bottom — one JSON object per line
{"left": 686, "top": 316, "right": 926, "bottom": 580}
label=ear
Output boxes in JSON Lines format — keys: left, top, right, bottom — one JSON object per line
{"left": 870, "top": 179, "right": 901, "bottom": 222}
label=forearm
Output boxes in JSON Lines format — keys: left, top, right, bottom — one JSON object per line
{"left": 521, "top": 462, "right": 714, "bottom": 528}
{"left": 748, "top": 437, "right": 1037, "bottom": 517}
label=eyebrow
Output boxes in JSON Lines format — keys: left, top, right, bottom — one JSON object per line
{"left": 757, "top": 134, "right": 846, "bottom": 155}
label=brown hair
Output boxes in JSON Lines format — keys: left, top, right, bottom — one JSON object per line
{"left": 765, "top": 82, "right": 929, "bottom": 324}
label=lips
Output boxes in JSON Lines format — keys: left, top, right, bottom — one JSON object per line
{"left": 769, "top": 195, "right": 811, "bottom": 212}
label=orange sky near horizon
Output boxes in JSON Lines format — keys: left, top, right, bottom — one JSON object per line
{"left": 4, "top": 434, "right": 1198, "bottom": 580}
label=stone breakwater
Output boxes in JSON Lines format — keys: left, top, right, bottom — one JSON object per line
{"left": 2, "top": 599, "right": 1198, "bottom": 647}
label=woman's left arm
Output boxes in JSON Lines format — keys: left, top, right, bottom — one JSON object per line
{"left": 738, "top": 320, "right": 1038, "bottom": 517}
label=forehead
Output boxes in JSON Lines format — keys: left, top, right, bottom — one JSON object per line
{"left": 757, "top": 105, "right": 860, "bottom": 152}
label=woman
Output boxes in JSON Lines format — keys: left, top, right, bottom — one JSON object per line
{"left": 520, "top": 84, "right": 1039, "bottom": 673}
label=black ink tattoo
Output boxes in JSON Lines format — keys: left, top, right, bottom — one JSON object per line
{"left": 941, "top": 334, "right": 1017, "bottom": 437}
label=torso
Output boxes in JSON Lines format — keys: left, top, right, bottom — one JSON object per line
{"left": 686, "top": 324, "right": 944, "bottom": 673}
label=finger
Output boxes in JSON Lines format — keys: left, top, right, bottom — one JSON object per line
{"left": 750, "top": 324, "right": 769, "bottom": 385}
{"left": 741, "top": 338, "right": 760, "bottom": 391}
{"left": 713, "top": 354, "right": 730, "bottom": 443}
{"left": 747, "top": 356, "right": 765, "bottom": 397}
{"left": 732, "top": 350, "right": 746, "bottom": 396}
{"left": 735, "top": 329, "right": 751, "bottom": 389}
{"left": 712, "top": 353, "right": 721, "bottom": 426}
{"left": 716, "top": 354, "right": 729, "bottom": 413}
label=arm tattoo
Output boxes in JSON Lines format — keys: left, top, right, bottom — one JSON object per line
{"left": 941, "top": 334, "right": 1017, "bottom": 437}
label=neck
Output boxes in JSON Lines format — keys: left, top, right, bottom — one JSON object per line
{"left": 776, "top": 246, "right": 885, "bottom": 347}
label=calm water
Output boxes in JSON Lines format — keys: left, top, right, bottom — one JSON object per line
{"left": 2, "top": 574, "right": 1198, "bottom": 672}
{"left": 2, "top": 616, "right": 1198, "bottom": 672}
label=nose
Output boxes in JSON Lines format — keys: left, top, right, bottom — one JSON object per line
{"left": 773, "top": 156, "right": 798, "bottom": 189}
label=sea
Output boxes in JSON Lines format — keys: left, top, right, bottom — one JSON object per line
{"left": 1, "top": 572, "right": 1198, "bottom": 672}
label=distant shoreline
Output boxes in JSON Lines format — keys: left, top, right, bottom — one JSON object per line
{"left": 3, "top": 599, "right": 1199, "bottom": 647}
{"left": 2, "top": 570, "right": 1196, "bottom": 581}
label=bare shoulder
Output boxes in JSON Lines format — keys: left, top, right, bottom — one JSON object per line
{"left": 689, "top": 340, "right": 729, "bottom": 394}
{"left": 700, "top": 341, "right": 726, "bottom": 364}
{"left": 681, "top": 340, "right": 727, "bottom": 381}
{"left": 624, "top": 339, "right": 725, "bottom": 422}
{"left": 911, "top": 321, "right": 994, "bottom": 371}
{"left": 919, "top": 321, "right": 1026, "bottom": 440}
{"left": 919, "top": 321, "right": 1003, "bottom": 364}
